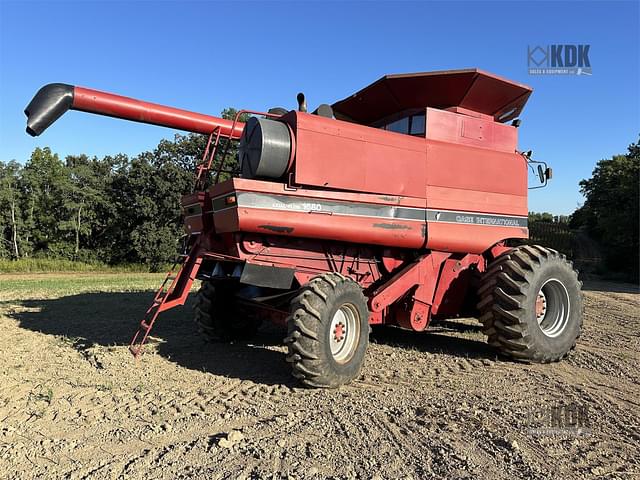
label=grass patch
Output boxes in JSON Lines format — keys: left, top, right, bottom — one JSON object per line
{"left": 0, "top": 258, "right": 170, "bottom": 274}
{"left": 0, "top": 273, "right": 168, "bottom": 300}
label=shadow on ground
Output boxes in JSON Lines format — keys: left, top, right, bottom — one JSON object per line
{"left": 581, "top": 279, "right": 640, "bottom": 294}
{"left": 371, "top": 321, "right": 494, "bottom": 360}
{"left": 7, "top": 291, "right": 496, "bottom": 385}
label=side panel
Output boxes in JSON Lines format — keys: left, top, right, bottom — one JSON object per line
{"left": 425, "top": 186, "right": 526, "bottom": 217}
{"left": 214, "top": 190, "right": 426, "bottom": 249}
{"left": 427, "top": 222, "right": 528, "bottom": 253}
{"left": 209, "top": 179, "right": 528, "bottom": 253}
{"left": 292, "top": 113, "right": 427, "bottom": 197}
{"left": 237, "top": 208, "right": 424, "bottom": 249}
{"left": 425, "top": 139, "right": 526, "bottom": 197}
{"left": 425, "top": 107, "right": 517, "bottom": 152}
{"left": 210, "top": 179, "right": 427, "bottom": 248}
{"left": 424, "top": 137, "right": 528, "bottom": 250}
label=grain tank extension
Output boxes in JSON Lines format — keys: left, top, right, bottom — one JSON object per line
{"left": 25, "top": 69, "right": 583, "bottom": 388}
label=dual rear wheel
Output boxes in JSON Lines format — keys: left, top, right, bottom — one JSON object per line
{"left": 477, "top": 245, "right": 583, "bottom": 362}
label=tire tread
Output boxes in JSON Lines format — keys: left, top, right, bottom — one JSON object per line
{"left": 477, "top": 245, "right": 582, "bottom": 363}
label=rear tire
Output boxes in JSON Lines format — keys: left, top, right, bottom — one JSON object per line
{"left": 284, "top": 273, "right": 370, "bottom": 388}
{"left": 194, "top": 281, "right": 259, "bottom": 341}
{"left": 477, "top": 245, "right": 583, "bottom": 362}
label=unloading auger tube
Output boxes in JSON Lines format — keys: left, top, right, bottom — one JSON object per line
{"left": 25, "top": 83, "right": 245, "bottom": 138}
{"left": 24, "top": 83, "right": 294, "bottom": 180}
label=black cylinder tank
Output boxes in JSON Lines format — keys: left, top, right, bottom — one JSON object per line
{"left": 238, "top": 117, "right": 291, "bottom": 179}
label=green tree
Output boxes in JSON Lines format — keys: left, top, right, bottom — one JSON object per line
{"left": 529, "top": 212, "right": 570, "bottom": 224}
{"left": 59, "top": 154, "right": 111, "bottom": 259}
{"left": 21, "top": 147, "right": 68, "bottom": 256}
{"left": 108, "top": 135, "right": 197, "bottom": 270}
{"left": 0, "top": 161, "right": 23, "bottom": 258}
{"left": 571, "top": 138, "right": 640, "bottom": 280}
{"left": 528, "top": 211, "right": 554, "bottom": 222}
{"left": 6, "top": 106, "right": 242, "bottom": 269}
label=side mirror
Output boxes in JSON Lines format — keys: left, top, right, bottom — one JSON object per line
{"left": 537, "top": 164, "right": 545, "bottom": 183}
{"left": 545, "top": 167, "right": 553, "bottom": 180}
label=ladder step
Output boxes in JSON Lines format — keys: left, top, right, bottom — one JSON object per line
{"left": 129, "top": 241, "right": 199, "bottom": 360}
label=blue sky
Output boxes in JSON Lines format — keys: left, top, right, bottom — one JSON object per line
{"left": 0, "top": 0, "right": 638, "bottom": 215}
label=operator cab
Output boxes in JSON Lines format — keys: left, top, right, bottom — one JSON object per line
{"left": 332, "top": 68, "right": 532, "bottom": 135}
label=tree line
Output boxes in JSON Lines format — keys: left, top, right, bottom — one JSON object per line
{"left": 0, "top": 108, "right": 248, "bottom": 271}
{"left": 0, "top": 135, "right": 197, "bottom": 270}
{"left": 1, "top": 123, "right": 638, "bottom": 278}
{"left": 570, "top": 139, "right": 639, "bottom": 280}
{"left": 529, "top": 139, "right": 638, "bottom": 280}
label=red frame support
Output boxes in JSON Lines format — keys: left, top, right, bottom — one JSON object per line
{"left": 367, "top": 252, "right": 450, "bottom": 330}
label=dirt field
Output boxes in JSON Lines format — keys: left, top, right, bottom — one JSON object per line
{"left": 0, "top": 274, "right": 638, "bottom": 479}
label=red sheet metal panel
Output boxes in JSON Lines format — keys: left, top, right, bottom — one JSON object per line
{"left": 292, "top": 112, "right": 427, "bottom": 197}
{"left": 426, "top": 222, "right": 528, "bottom": 253}
{"left": 236, "top": 209, "right": 425, "bottom": 249}
{"left": 286, "top": 108, "right": 526, "bottom": 223}
{"left": 208, "top": 178, "right": 528, "bottom": 254}
{"left": 211, "top": 179, "right": 427, "bottom": 248}
{"left": 425, "top": 140, "right": 527, "bottom": 197}
{"left": 425, "top": 186, "right": 527, "bottom": 217}
{"left": 214, "top": 177, "right": 427, "bottom": 209}
{"left": 425, "top": 108, "right": 517, "bottom": 153}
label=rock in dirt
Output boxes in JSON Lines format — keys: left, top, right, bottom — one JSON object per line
{"left": 218, "top": 430, "right": 244, "bottom": 449}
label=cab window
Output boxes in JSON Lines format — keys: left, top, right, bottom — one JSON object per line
{"left": 380, "top": 113, "right": 425, "bottom": 136}
{"left": 387, "top": 117, "right": 409, "bottom": 134}
{"left": 409, "top": 114, "right": 425, "bottom": 136}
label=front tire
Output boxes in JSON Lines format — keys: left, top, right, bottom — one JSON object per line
{"left": 284, "top": 273, "right": 370, "bottom": 388}
{"left": 477, "top": 245, "right": 583, "bottom": 362}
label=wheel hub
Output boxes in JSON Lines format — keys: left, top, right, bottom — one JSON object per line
{"left": 536, "top": 278, "right": 571, "bottom": 338}
{"left": 536, "top": 291, "right": 547, "bottom": 320}
{"left": 329, "top": 304, "right": 360, "bottom": 363}
{"left": 333, "top": 322, "right": 346, "bottom": 342}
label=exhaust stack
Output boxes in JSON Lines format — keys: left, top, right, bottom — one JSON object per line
{"left": 25, "top": 84, "right": 245, "bottom": 138}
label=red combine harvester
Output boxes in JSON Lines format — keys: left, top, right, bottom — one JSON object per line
{"left": 25, "top": 69, "right": 582, "bottom": 388}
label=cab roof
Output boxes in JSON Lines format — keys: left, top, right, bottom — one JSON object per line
{"left": 331, "top": 68, "right": 532, "bottom": 124}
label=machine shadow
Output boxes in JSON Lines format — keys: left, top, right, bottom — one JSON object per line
{"left": 7, "top": 291, "right": 292, "bottom": 386}
{"left": 9, "top": 291, "right": 498, "bottom": 384}
{"left": 370, "top": 322, "right": 495, "bottom": 360}
{"left": 581, "top": 280, "right": 640, "bottom": 294}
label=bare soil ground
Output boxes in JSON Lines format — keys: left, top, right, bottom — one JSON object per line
{"left": 0, "top": 275, "right": 638, "bottom": 479}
